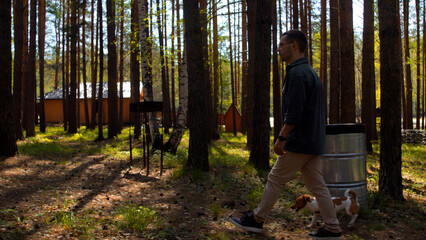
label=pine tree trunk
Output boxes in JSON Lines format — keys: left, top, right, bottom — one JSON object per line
{"left": 119, "top": 0, "right": 124, "bottom": 132}
{"left": 24, "top": 0, "right": 37, "bottom": 137}
{"left": 361, "top": 0, "right": 376, "bottom": 152}
{"left": 339, "top": 0, "right": 355, "bottom": 123}
{"left": 97, "top": 0, "right": 105, "bottom": 141}
{"left": 320, "top": 0, "right": 327, "bottom": 122}
{"left": 138, "top": 0, "right": 162, "bottom": 149}
{"left": 130, "top": 0, "right": 141, "bottom": 138}
{"left": 403, "top": 0, "right": 413, "bottom": 129}
{"left": 227, "top": 0, "right": 237, "bottom": 137}
{"left": 13, "top": 0, "right": 25, "bottom": 140}
{"left": 240, "top": 0, "right": 248, "bottom": 134}
{"left": 0, "top": 0, "right": 17, "bottom": 157}
{"left": 329, "top": 0, "right": 340, "bottom": 123}
{"left": 39, "top": 0, "right": 46, "bottom": 132}
{"left": 69, "top": 0, "right": 77, "bottom": 133}
{"left": 183, "top": 0, "right": 209, "bottom": 171}
{"left": 378, "top": 0, "right": 403, "bottom": 200}
{"left": 107, "top": 0, "right": 118, "bottom": 138}
{"left": 246, "top": 0, "right": 256, "bottom": 150}
{"left": 415, "top": 0, "right": 421, "bottom": 129}
{"left": 90, "top": 0, "right": 97, "bottom": 130}
{"left": 272, "top": 0, "right": 281, "bottom": 141}
{"left": 157, "top": 0, "right": 171, "bottom": 134}
{"left": 248, "top": 0, "right": 271, "bottom": 170}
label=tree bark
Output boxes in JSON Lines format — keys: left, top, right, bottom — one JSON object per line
{"left": 157, "top": 0, "right": 171, "bottom": 134}
{"left": 240, "top": 0, "right": 248, "bottom": 134}
{"left": 82, "top": 0, "right": 90, "bottom": 129}
{"left": 329, "top": 0, "right": 340, "bottom": 123}
{"left": 138, "top": 0, "right": 162, "bottom": 149}
{"left": 164, "top": 49, "right": 188, "bottom": 153}
{"left": 13, "top": 0, "right": 25, "bottom": 140}
{"left": 227, "top": 0, "right": 237, "bottom": 137}
{"left": 246, "top": 0, "right": 256, "bottom": 150}
{"left": 90, "top": 0, "right": 97, "bottom": 130}
{"left": 24, "top": 0, "right": 37, "bottom": 137}
{"left": 415, "top": 0, "right": 421, "bottom": 129}
{"left": 272, "top": 0, "right": 281, "bottom": 141}
{"left": 0, "top": 0, "right": 18, "bottom": 157}
{"left": 107, "top": 0, "right": 119, "bottom": 138}
{"left": 183, "top": 0, "right": 209, "bottom": 171}
{"left": 39, "top": 0, "right": 46, "bottom": 132}
{"left": 403, "top": 0, "right": 413, "bottom": 129}
{"left": 339, "top": 0, "right": 355, "bottom": 123}
{"left": 378, "top": 0, "right": 403, "bottom": 200}
{"left": 68, "top": 0, "right": 77, "bottom": 133}
{"left": 131, "top": 0, "right": 141, "bottom": 138}
{"left": 361, "top": 0, "right": 376, "bottom": 152}
{"left": 97, "top": 0, "right": 105, "bottom": 141}
{"left": 248, "top": 0, "right": 271, "bottom": 170}
{"left": 320, "top": 0, "right": 328, "bottom": 122}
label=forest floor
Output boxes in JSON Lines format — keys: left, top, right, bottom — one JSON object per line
{"left": 0, "top": 126, "right": 425, "bottom": 240}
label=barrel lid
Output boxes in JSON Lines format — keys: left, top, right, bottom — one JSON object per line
{"left": 326, "top": 124, "right": 365, "bottom": 135}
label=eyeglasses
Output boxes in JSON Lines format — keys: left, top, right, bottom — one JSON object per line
{"left": 279, "top": 42, "right": 294, "bottom": 47}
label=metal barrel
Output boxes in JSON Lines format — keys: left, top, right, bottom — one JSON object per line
{"left": 321, "top": 124, "right": 368, "bottom": 210}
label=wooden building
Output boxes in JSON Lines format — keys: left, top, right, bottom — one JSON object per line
{"left": 41, "top": 82, "right": 142, "bottom": 124}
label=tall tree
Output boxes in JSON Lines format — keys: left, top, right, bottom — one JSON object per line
{"left": 248, "top": 0, "right": 271, "bottom": 170}
{"left": 320, "top": 0, "right": 328, "bottom": 121}
{"left": 170, "top": 0, "right": 177, "bottom": 128}
{"left": 107, "top": 0, "right": 119, "bottom": 138}
{"left": 423, "top": 0, "right": 426, "bottom": 129}
{"left": 69, "top": 0, "right": 77, "bottom": 133}
{"left": 90, "top": 0, "right": 97, "bottom": 130}
{"left": 227, "top": 0, "right": 237, "bottom": 136}
{"left": 272, "top": 0, "right": 281, "bottom": 141}
{"left": 339, "top": 0, "right": 355, "bottom": 123}
{"left": 97, "top": 0, "right": 105, "bottom": 141}
{"left": 403, "top": 0, "right": 413, "bottom": 129}
{"left": 378, "top": 0, "right": 403, "bottom": 200}
{"left": 415, "top": 0, "right": 421, "bottom": 129}
{"left": 0, "top": 0, "right": 17, "bottom": 157}
{"left": 13, "top": 0, "right": 25, "bottom": 140}
{"left": 183, "top": 0, "right": 209, "bottom": 171}
{"left": 201, "top": 0, "right": 218, "bottom": 141}
{"left": 138, "top": 0, "right": 162, "bottom": 148}
{"left": 82, "top": 0, "right": 90, "bottom": 129}
{"left": 292, "top": 0, "right": 298, "bottom": 29}
{"left": 24, "top": 0, "right": 37, "bottom": 137}
{"left": 156, "top": 0, "right": 171, "bottom": 134}
{"left": 119, "top": 0, "right": 125, "bottom": 131}
{"left": 329, "top": 0, "right": 340, "bottom": 123}
{"left": 245, "top": 0, "right": 256, "bottom": 150}
{"left": 361, "top": 0, "right": 376, "bottom": 152}
{"left": 130, "top": 0, "right": 141, "bottom": 138}
{"left": 39, "top": 0, "right": 46, "bottom": 132}
{"left": 240, "top": 0, "right": 248, "bottom": 134}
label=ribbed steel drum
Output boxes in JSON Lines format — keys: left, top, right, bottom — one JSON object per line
{"left": 321, "top": 124, "right": 368, "bottom": 210}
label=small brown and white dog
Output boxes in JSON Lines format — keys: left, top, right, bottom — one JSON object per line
{"left": 291, "top": 189, "right": 360, "bottom": 228}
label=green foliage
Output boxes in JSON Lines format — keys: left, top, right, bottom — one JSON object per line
{"left": 115, "top": 203, "right": 158, "bottom": 233}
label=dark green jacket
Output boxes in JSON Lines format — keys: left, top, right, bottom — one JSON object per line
{"left": 282, "top": 58, "right": 325, "bottom": 155}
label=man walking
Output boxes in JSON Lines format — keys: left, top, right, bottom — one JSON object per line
{"left": 229, "top": 30, "right": 342, "bottom": 239}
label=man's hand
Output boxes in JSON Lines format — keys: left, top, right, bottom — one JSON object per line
{"left": 274, "top": 139, "right": 285, "bottom": 156}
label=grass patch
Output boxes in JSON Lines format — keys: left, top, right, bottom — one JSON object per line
{"left": 115, "top": 203, "right": 158, "bottom": 233}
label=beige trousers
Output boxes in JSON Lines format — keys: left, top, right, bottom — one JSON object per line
{"left": 253, "top": 151, "right": 341, "bottom": 233}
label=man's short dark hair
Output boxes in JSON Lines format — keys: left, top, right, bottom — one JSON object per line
{"left": 282, "top": 30, "right": 308, "bottom": 53}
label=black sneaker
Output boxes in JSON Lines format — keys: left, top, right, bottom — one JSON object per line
{"left": 228, "top": 212, "right": 263, "bottom": 233}
{"left": 307, "top": 227, "right": 342, "bottom": 239}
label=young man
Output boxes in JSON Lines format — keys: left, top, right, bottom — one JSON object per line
{"left": 229, "top": 30, "right": 342, "bottom": 239}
